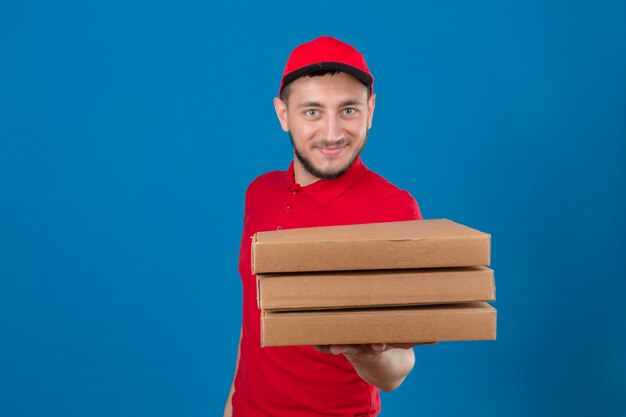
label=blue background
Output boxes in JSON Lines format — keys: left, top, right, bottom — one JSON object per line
{"left": 1, "top": 1, "right": 625, "bottom": 416}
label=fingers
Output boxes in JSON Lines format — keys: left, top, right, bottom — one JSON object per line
{"left": 370, "top": 343, "right": 386, "bottom": 352}
{"left": 312, "top": 345, "right": 349, "bottom": 355}
{"left": 339, "top": 344, "right": 383, "bottom": 355}
{"left": 330, "top": 345, "right": 346, "bottom": 355}
{"left": 312, "top": 345, "right": 362, "bottom": 355}
{"left": 313, "top": 342, "right": 438, "bottom": 355}
{"left": 312, "top": 345, "right": 330, "bottom": 354}
{"left": 313, "top": 344, "right": 387, "bottom": 355}
{"left": 387, "top": 342, "right": 438, "bottom": 349}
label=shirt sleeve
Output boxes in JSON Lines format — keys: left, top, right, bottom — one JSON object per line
{"left": 367, "top": 190, "right": 423, "bottom": 223}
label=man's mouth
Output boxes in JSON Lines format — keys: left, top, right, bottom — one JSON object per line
{"left": 319, "top": 146, "right": 346, "bottom": 156}
{"left": 316, "top": 139, "right": 349, "bottom": 156}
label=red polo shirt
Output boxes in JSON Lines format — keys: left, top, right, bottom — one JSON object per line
{"left": 232, "top": 157, "right": 422, "bottom": 417}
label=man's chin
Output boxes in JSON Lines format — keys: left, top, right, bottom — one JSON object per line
{"left": 293, "top": 141, "right": 362, "bottom": 181}
{"left": 308, "top": 159, "right": 354, "bottom": 180}
{"left": 290, "top": 132, "right": 368, "bottom": 181}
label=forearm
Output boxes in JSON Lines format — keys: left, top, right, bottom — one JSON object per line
{"left": 223, "top": 382, "right": 235, "bottom": 417}
{"left": 223, "top": 327, "right": 242, "bottom": 417}
{"left": 345, "top": 348, "right": 415, "bottom": 392}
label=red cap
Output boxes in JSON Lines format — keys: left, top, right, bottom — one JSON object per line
{"left": 279, "top": 36, "right": 374, "bottom": 96}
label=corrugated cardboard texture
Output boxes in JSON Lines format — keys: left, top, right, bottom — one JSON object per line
{"left": 257, "top": 266, "right": 495, "bottom": 311}
{"left": 261, "top": 302, "right": 497, "bottom": 347}
{"left": 252, "top": 219, "right": 490, "bottom": 274}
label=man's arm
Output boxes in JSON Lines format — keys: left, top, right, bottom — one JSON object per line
{"left": 338, "top": 190, "right": 426, "bottom": 391}
{"left": 223, "top": 327, "right": 242, "bottom": 417}
{"left": 313, "top": 342, "right": 434, "bottom": 392}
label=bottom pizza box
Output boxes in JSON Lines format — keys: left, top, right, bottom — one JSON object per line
{"left": 261, "top": 302, "right": 496, "bottom": 347}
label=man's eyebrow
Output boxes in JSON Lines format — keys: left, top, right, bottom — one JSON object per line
{"left": 297, "top": 99, "right": 365, "bottom": 108}
{"left": 298, "top": 101, "right": 324, "bottom": 108}
{"left": 339, "top": 99, "right": 365, "bottom": 107}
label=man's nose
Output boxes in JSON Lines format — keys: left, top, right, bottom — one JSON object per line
{"left": 324, "top": 114, "right": 343, "bottom": 142}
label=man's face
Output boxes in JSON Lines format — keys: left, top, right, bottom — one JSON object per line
{"left": 274, "top": 72, "right": 375, "bottom": 184}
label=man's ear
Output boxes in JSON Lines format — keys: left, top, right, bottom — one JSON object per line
{"left": 274, "top": 97, "right": 289, "bottom": 132}
{"left": 367, "top": 93, "right": 376, "bottom": 129}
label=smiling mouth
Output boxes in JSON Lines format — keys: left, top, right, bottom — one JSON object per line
{"left": 318, "top": 146, "right": 346, "bottom": 156}
{"left": 316, "top": 139, "right": 349, "bottom": 156}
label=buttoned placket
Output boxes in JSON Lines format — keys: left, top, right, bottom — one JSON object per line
{"left": 275, "top": 185, "right": 302, "bottom": 230}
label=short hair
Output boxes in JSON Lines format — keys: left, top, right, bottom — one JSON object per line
{"left": 280, "top": 69, "right": 372, "bottom": 104}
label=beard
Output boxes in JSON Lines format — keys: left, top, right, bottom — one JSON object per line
{"left": 289, "top": 132, "right": 368, "bottom": 180}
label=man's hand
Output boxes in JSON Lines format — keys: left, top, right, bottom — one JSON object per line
{"left": 313, "top": 342, "right": 435, "bottom": 356}
{"left": 312, "top": 342, "right": 437, "bottom": 392}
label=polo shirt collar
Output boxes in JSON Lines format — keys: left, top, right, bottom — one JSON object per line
{"left": 279, "top": 157, "right": 367, "bottom": 206}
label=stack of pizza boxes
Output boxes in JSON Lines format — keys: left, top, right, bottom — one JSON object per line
{"left": 252, "top": 219, "right": 496, "bottom": 347}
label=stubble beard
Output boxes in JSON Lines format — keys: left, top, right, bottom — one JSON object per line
{"left": 289, "top": 132, "right": 368, "bottom": 181}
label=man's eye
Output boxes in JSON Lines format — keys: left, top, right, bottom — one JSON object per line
{"left": 343, "top": 108, "right": 357, "bottom": 115}
{"left": 305, "top": 109, "right": 319, "bottom": 117}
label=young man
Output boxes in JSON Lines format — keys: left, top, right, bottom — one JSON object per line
{"left": 224, "top": 36, "right": 427, "bottom": 417}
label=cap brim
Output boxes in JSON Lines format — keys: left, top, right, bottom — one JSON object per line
{"left": 281, "top": 62, "right": 373, "bottom": 94}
